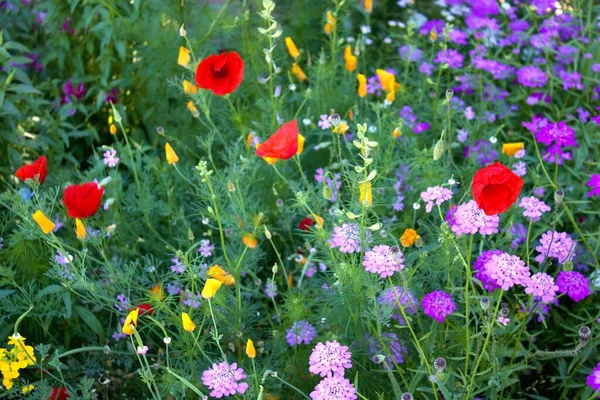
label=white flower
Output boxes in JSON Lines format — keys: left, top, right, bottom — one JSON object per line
{"left": 384, "top": 37, "right": 392, "bottom": 44}
{"left": 368, "top": 125, "right": 377, "bottom": 133}
{"left": 413, "top": 202, "right": 421, "bottom": 210}
{"left": 302, "top": 118, "right": 312, "bottom": 126}
{"left": 360, "top": 25, "right": 371, "bottom": 34}
{"left": 448, "top": 178, "right": 456, "bottom": 185}
{"left": 289, "top": 84, "right": 297, "bottom": 91}
{"left": 489, "top": 136, "right": 498, "bottom": 144}
{"left": 163, "top": 337, "right": 172, "bottom": 344}
{"left": 346, "top": 36, "right": 355, "bottom": 43}
{"left": 388, "top": 20, "right": 398, "bottom": 27}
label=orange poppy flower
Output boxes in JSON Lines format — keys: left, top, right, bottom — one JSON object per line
{"left": 255, "top": 120, "right": 299, "bottom": 160}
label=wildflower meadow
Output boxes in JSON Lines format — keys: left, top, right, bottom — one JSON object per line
{"left": 2, "top": 0, "right": 600, "bottom": 398}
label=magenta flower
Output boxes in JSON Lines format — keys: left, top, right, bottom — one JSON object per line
{"left": 420, "top": 186, "right": 453, "bottom": 213}
{"left": 103, "top": 149, "right": 119, "bottom": 168}
{"left": 586, "top": 362, "right": 600, "bottom": 395}
{"left": 309, "top": 341, "right": 353, "bottom": 377}
{"left": 518, "top": 196, "right": 551, "bottom": 221}
{"left": 422, "top": 291, "right": 456, "bottom": 323}
{"left": 525, "top": 272, "right": 559, "bottom": 303}
{"left": 556, "top": 271, "right": 590, "bottom": 302}
{"left": 201, "top": 362, "right": 248, "bottom": 398}
{"left": 473, "top": 249, "right": 503, "bottom": 291}
{"left": 286, "top": 320, "right": 317, "bottom": 346}
{"left": 484, "top": 252, "right": 531, "bottom": 291}
{"left": 535, "top": 231, "right": 576, "bottom": 265}
{"left": 450, "top": 200, "right": 499, "bottom": 236}
{"left": 310, "top": 375, "right": 357, "bottom": 400}
{"left": 533, "top": 121, "right": 578, "bottom": 165}
{"left": 363, "top": 245, "right": 405, "bottom": 278}
{"left": 434, "top": 49, "right": 464, "bottom": 69}
{"left": 586, "top": 175, "right": 600, "bottom": 199}
{"left": 61, "top": 79, "right": 86, "bottom": 104}
{"left": 516, "top": 66, "right": 547, "bottom": 87}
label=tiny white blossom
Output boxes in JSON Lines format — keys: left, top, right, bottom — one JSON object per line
{"left": 388, "top": 20, "right": 398, "bottom": 27}
{"left": 302, "top": 118, "right": 312, "bottom": 126}
{"left": 368, "top": 125, "right": 377, "bottom": 133}
{"left": 489, "top": 136, "right": 498, "bottom": 144}
{"left": 163, "top": 337, "right": 172, "bottom": 344}
{"left": 289, "top": 84, "right": 297, "bottom": 91}
{"left": 384, "top": 37, "right": 392, "bottom": 44}
{"left": 360, "top": 25, "right": 371, "bottom": 34}
{"left": 448, "top": 178, "right": 456, "bottom": 185}
{"left": 413, "top": 202, "right": 421, "bottom": 210}
{"left": 347, "top": 36, "right": 355, "bottom": 43}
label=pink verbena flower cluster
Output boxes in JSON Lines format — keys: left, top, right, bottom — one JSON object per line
{"left": 363, "top": 245, "right": 405, "bottom": 278}
{"left": 201, "top": 362, "right": 248, "bottom": 398}
{"left": 518, "top": 196, "right": 551, "bottom": 221}
{"left": 484, "top": 252, "right": 531, "bottom": 290}
{"left": 450, "top": 200, "right": 499, "bottom": 236}
{"left": 310, "top": 375, "right": 357, "bottom": 400}
{"left": 420, "top": 186, "right": 453, "bottom": 213}
{"left": 524, "top": 272, "right": 559, "bottom": 303}
{"left": 309, "top": 340, "right": 353, "bottom": 377}
{"left": 535, "top": 230, "right": 576, "bottom": 265}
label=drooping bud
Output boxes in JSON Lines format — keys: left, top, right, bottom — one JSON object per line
{"left": 554, "top": 189, "right": 565, "bottom": 206}
{"left": 445, "top": 88, "right": 454, "bottom": 101}
{"left": 578, "top": 326, "right": 591, "bottom": 342}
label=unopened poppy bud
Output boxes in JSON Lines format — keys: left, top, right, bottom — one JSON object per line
{"left": 112, "top": 107, "right": 122, "bottom": 123}
{"left": 372, "top": 354, "right": 386, "bottom": 364}
{"left": 323, "top": 185, "right": 334, "bottom": 200}
{"left": 480, "top": 297, "right": 490, "bottom": 311}
{"left": 156, "top": 126, "right": 164, "bottom": 135}
{"left": 433, "top": 139, "right": 445, "bottom": 161}
{"left": 272, "top": 263, "right": 278, "bottom": 274}
{"left": 264, "top": 226, "right": 272, "bottom": 240}
{"left": 554, "top": 189, "right": 564, "bottom": 206}
{"left": 500, "top": 307, "right": 509, "bottom": 317}
{"left": 415, "top": 235, "right": 424, "bottom": 248}
{"left": 563, "top": 261, "right": 573, "bottom": 272}
{"left": 179, "top": 24, "right": 186, "bottom": 37}
{"left": 445, "top": 88, "right": 454, "bottom": 101}
{"left": 187, "top": 228, "right": 194, "bottom": 241}
{"left": 578, "top": 326, "right": 591, "bottom": 341}
{"left": 329, "top": 113, "right": 341, "bottom": 127}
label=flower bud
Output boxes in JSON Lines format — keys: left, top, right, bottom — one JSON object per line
{"left": 179, "top": 24, "right": 187, "bottom": 37}
{"left": 445, "top": 88, "right": 454, "bottom": 101}
{"left": 500, "top": 307, "right": 509, "bottom": 318}
{"left": 272, "top": 263, "right": 278, "bottom": 274}
{"left": 554, "top": 189, "right": 564, "bottom": 206}
{"left": 372, "top": 354, "right": 386, "bottom": 364}
{"left": 228, "top": 181, "right": 236, "bottom": 192}
{"left": 264, "top": 226, "right": 272, "bottom": 240}
{"left": 323, "top": 185, "right": 334, "bottom": 200}
{"left": 329, "top": 113, "right": 341, "bottom": 127}
{"left": 401, "top": 393, "right": 414, "bottom": 400}
{"left": 578, "top": 326, "right": 591, "bottom": 341}
{"left": 434, "top": 357, "right": 446, "bottom": 371}
{"left": 433, "top": 139, "right": 445, "bottom": 161}
{"left": 480, "top": 297, "right": 490, "bottom": 311}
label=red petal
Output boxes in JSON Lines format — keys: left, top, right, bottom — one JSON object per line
{"left": 473, "top": 162, "right": 523, "bottom": 215}
{"left": 15, "top": 155, "right": 47, "bottom": 183}
{"left": 256, "top": 120, "right": 299, "bottom": 160}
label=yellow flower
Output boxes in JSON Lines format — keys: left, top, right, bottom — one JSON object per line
{"left": 312, "top": 213, "right": 324, "bottom": 229}
{"left": 376, "top": 69, "right": 401, "bottom": 102}
{"left": 430, "top": 30, "right": 438, "bottom": 41}
{"left": 243, "top": 233, "right": 258, "bottom": 249}
{"left": 332, "top": 121, "right": 349, "bottom": 135}
{"left": 324, "top": 11, "right": 336, "bottom": 34}
{"left": 165, "top": 142, "right": 179, "bottom": 165}
{"left": 177, "top": 46, "right": 191, "bottom": 67}
{"left": 75, "top": 218, "right": 87, "bottom": 239}
{"left": 291, "top": 63, "right": 306, "bottom": 82}
{"left": 150, "top": 283, "right": 164, "bottom": 300}
{"left": 393, "top": 127, "right": 402, "bottom": 138}
{"left": 400, "top": 228, "right": 420, "bottom": 247}
{"left": 364, "top": 0, "right": 373, "bottom": 13}
{"left": 181, "top": 312, "right": 196, "bottom": 332}
{"left": 208, "top": 265, "right": 235, "bottom": 286}
{"left": 359, "top": 182, "right": 372, "bottom": 207}
{"left": 357, "top": 74, "right": 367, "bottom": 98}
{"left": 183, "top": 79, "right": 198, "bottom": 95}
{"left": 22, "top": 384, "right": 34, "bottom": 394}
{"left": 109, "top": 124, "right": 117, "bottom": 135}
{"left": 502, "top": 142, "right": 525, "bottom": 157}
{"left": 187, "top": 101, "right": 200, "bottom": 118}
{"left": 246, "top": 339, "right": 256, "bottom": 358}
{"left": 32, "top": 210, "right": 55, "bottom": 234}
{"left": 285, "top": 37, "right": 300, "bottom": 59}
{"left": 201, "top": 278, "right": 222, "bottom": 299}
{"left": 297, "top": 134, "right": 305, "bottom": 156}
{"left": 344, "top": 46, "right": 356, "bottom": 72}
{"left": 122, "top": 308, "right": 139, "bottom": 335}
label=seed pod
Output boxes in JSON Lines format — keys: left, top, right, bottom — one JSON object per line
{"left": 480, "top": 297, "right": 490, "bottom": 311}
{"left": 434, "top": 357, "right": 446, "bottom": 371}
{"left": 433, "top": 139, "right": 445, "bottom": 161}
{"left": 554, "top": 189, "right": 565, "bottom": 206}
{"left": 579, "top": 326, "right": 591, "bottom": 341}
{"left": 446, "top": 88, "right": 454, "bottom": 101}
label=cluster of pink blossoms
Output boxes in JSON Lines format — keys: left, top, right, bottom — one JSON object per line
{"left": 518, "top": 196, "right": 551, "bottom": 221}
{"left": 201, "top": 362, "right": 248, "bottom": 398}
{"left": 484, "top": 252, "right": 531, "bottom": 290}
{"left": 329, "top": 223, "right": 370, "bottom": 253}
{"left": 450, "top": 200, "right": 499, "bottom": 236}
{"left": 308, "top": 341, "right": 357, "bottom": 400}
{"left": 524, "top": 272, "right": 559, "bottom": 303}
{"left": 420, "top": 185, "right": 453, "bottom": 213}
{"left": 535, "top": 230, "right": 576, "bottom": 264}
{"left": 363, "top": 245, "right": 405, "bottom": 278}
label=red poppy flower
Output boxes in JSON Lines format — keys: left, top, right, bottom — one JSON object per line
{"left": 15, "top": 155, "right": 47, "bottom": 183}
{"left": 137, "top": 303, "right": 154, "bottom": 316}
{"left": 299, "top": 217, "right": 315, "bottom": 231}
{"left": 194, "top": 52, "right": 244, "bottom": 96}
{"left": 49, "top": 387, "right": 70, "bottom": 400}
{"left": 255, "top": 120, "right": 299, "bottom": 160}
{"left": 472, "top": 162, "right": 523, "bottom": 215}
{"left": 63, "top": 182, "right": 104, "bottom": 219}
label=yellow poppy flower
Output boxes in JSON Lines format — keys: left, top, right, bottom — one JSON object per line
{"left": 333, "top": 122, "right": 349, "bottom": 135}
{"left": 359, "top": 182, "right": 372, "bottom": 206}
{"left": 187, "top": 101, "right": 200, "bottom": 118}
{"left": 181, "top": 312, "right": 196, "bottom": 332}
{"left": 312, "top": 213, "right": 324, "bottom": 229}
{"left": 246, "top": 339, "right": 256, "bottom": 358}
{"left": 344, "top": 46, "right": 356, "bottom": 72}
{"left": 208, "top": 265, "right": 235, "bottom": 286}
{"left": 400, "top": 228, "right": 420, "bottom": 247}
{"left": 393, "top": 127, "right": 402, "bottom": 138}
{"left": 201, "top": 278, "right": 222, "bottom": 299}
{"left": 177, "top": 46, "right": 191, "bottom": 67}
{"left": 165, "top": 142, "right": 179, "bottom": 164}
{"left": 109, "top": 124, "right": 117, "bottom": 135}
{"left": 297, "top": 134, "right": 305, "bottom": 156}
{"left": 324, "top": 11, "right": 336, "bottom": 34}
{"left": 243, "top": 233, "right": 258, "bottom": 249}
{"left": 357, "top": 74, "right": 367, "bottom": 98}
{"left": 32, "top": 210, "right": 55, "bottom": 234}
{"left": 502, "top": 142, "right": 525, "bottom": 157}
{"left": 183, "top": 79, "right": 198, "bottom": 95}
{"left": 75, "top": 218, "right": 87, "bottom": 239}
{"left": 122, "top": 308, "right": 139, "bottom": 335}
{"left": 376, "top": 69, "right": 401, "bottom": 102}
{"left": 285, "top": 37, "right": 300, "bottom": 59}
{"left": 364, "top": 0, "right": 373, "bottom": 12}
{"left": 291, "top": 63, "right": 306, "bottom": 82}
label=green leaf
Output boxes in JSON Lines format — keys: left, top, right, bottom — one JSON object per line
{"left": 75, "top": 305, "right": 105, "bottom": 342}
{"left": 0, "top": 289, "right": 15, "bottom": 299}
{"left": 37, "top": 285, "right": 64, "bottom": 298}
{"left": 62, "top": 292, "right": 72, "bottom": 318}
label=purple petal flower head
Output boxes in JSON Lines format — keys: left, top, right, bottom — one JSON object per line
{"left": 413, "top": 122, "right": 430, "bottom": 134}
{"left": 559, "top": 71, "right": 583, "bottom": 91}
{"left": 105, "top": 87, "right": 119, "bottom": 104}
{"left": 309, "top": 340, "right": 353, "bottom": 377}
{"left": 510, "top": 222, "right": 527, "bottom": 249}
{"left": 418, "top": 62, "right": 434, "bottom": 76}
{"left": 516, "top": 66, "right": 547, "bottom": 88}
{"left": 55, "top": 250, "right": 73, "bottom": 265}
{"left": 366, "top": 332, "right": 407, "bottom": 369}
{"left": 457, "top": 129, "right": 469, "bottom": 143}
{"left": 534, "top": 121, "right": 578, "bottom": 165}
{"left": 329, "top": 223, "right": 368, "bottom": 253}
{"left": 265, "top": 281, "right": 277, "bottom": 298}
{"left": 526, "top": 92, "right": 552, "bottom": 106}
{"left": 286, "top": 320, "right": 317, "bottom": 346}
{"left": 201, "top": 362, "right": 248, "bottom": 398}
{"left": 449, "top": 29, "right": 468, "bottom": 45}
{"left": 114, "top": 294, "right": 130, "bottom": 313}
{"left": 464, "top": 139, "right": 497, "bottom": 166}
{"left": 525, "top": 272, "right": 559, "bottom": 303}
{"left": 367, "top": 75, "right": 382, "bottom": 95}
{"left": 198, "top": 239, "right": 214, "bottom": 257}
{"left": 170, "top": 257, "right": 185, "bottom": 273}
{"left": 512, "top": 161, "right": 526, "bottom": 177}
{"left": 434, "top": 49, "right": 464, "bottom": 69}
{"left": 556, "top": 45, "right": 578, "bottom": 65}
{"left": 532, "top": 0, "right": 556, "bottom": 14}
{"left": 422, "top": 291, "right": 456, "bottom": 323}
{"left": 318, "top": 114, "right": 332, "bottom": 130}
{"left": 556, "top": 271, "right": 590, "bottom": 302}
{"left": 363, "top": 245, "right": 405, "bottom": 278}
{"left": 535, "top": 231, "right": 576, "bottom": 265}
{"left": 400, "top": 106, "right": 417, "bottom": 127}
{"left": 419, "top": 20, "right": 446, "bottom": 36}
{"left": 587, "top": 175, "right": 600, "bottom": 199}
{"left": 473, "top": 249, "right": 503, "bottom": 291}
{"left": 518, "top": 196, "right": 551, "bottom": 221}
{"left": 103, "top": 149, "right": 119, "bottom": 168}
{"left": 586, "top": 362, "right": 600, "bottom": 394}
{"left": 399, "top": 45, "right": 423, "bottom": 62}
{"left": 310, "top": 375, "right": 357, "bottom": 400}
{"left": 61, "top": 79, "right": 86, "bottom": 104}
{"left": 167, "top": 281, "right": 182, "bottom": 296}
{"left": 420, "top": 186, "right": 453, "bottom": 213}
{"left": 377, "top": 286, "right": 418, "bottom": 324}
{"left": 183, "top": 291, "right": 201, "bottom": 309}
{"left": 484, "top": 252, "right": 531, "bottom": 290}
{"left": 450, "top": 200, "right": 499, "bottom": 236}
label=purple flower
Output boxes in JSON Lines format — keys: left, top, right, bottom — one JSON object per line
{"left": 512, "top": 161, "right": 526, "bottom": 177}
{"left": 265, "top": 281, "right": 277, "bottom": 298}
{"left": 201, "top": 362, "right": 248, "bottom": 398}
{"left": 114, "top": 294, "right": 130, "bottom": 313}
{"left": 170, "top": 257, "right": 185, "bottom": 273}
{"left": 484, "top": 252, "right": 531, "bottom": 290}
{"left": 525, "top": 272, "right": 559, "bottom": 303}
{"left": 449, "top": 29, "right": 468, "bottom": 45}
{"left": 434, "top": 49, "right": 464, "bottom": 69}
{"left": 55, "top": 250, "right": 73, "bottom": 265}
{"left": 413, "top": 122, "right": 430, "bottom": 134}
{"left": 329, "top": 223, "right": 365, "bottom": 253}
{"left": 61, "top": 79, "right": 86, "bottom": 104}
{"left": 556, "top": 271, "right": 590, "bottom": 302}
{"left": 105, "top": 87, "right": 119, "bottom": 104}
{"left": 103, "top": 149, "right": 119, "bottom": 167}
{"left": 419, "top": 62, "right": 434, "bottom": 76}
{"left": 465, "top": 139, "right": 497, "bottom": 166}
{"left": 516, "top": 66, "right": 547, "bottom": 87}
{"left": 422, "top": 291, "right": 456, "bottom": 323}
{"left": 518, "top": 196, "right": 551, "bottom": 221}
{"left": 533, "top": 120, "right": 578, "bottom": 165}
{"left": 310, "top": 375, "right": 357, "bottom": 400}
{"left": 556, "top": 45, "right": 578, "bottom": 64}
{"left": 587, "top": 362, "right": 600, "bottom": 395}
{"left": 309, "top": 341, "right": 352, "bottom": 377}
{"left": 560, "top": 71, "right": 584, "bottom": 91}
{"left": 532, "top": 0, "right": 556, "bottom": 14}
{"left": 363, "top": 245, "right": 405, "bottom": 278}
{"left": 318, "top": 114, "right": 332, "bottom": 130}
{"left": 112, "top": 330, "right": 127, "bottom": 342}
{"left": 167, "top": 282, "right": 182, "bottom": 296}
{"left": 526, "top": 92, "right": 551, "bottom": 106}
{"left": 198, "top": 239, "right": 214, "bottom": 257}
{"left": 286, "top": 320, "right": 317, "bottom": 346}
{"left": 366, "top": 332, "right": 407, "bottom": 369}
{"left": 473, "top": 249, "right": 504, "bottom": 291}
{"left": 399, "top": 45, "right": 423, "bottom": 62}
{"left": 183, "top": 291, "right": 201, "bottom": 308}
{"left": 420, "top": 186, "right": 453, "bottom": 213}
{"left": 587, "top": 175, "right": 600, "bottom": 199}
{"left": 378, "top": 286, "right": 418, "bottom": 325}
{"left": 450, "top": 200, "right": 499, "bottom": 236}
{"left": 457, "top": 129, "right": 469, "bottom": 143}
{"left": 535, "top": 231, "right": 576, "bottom": 265}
